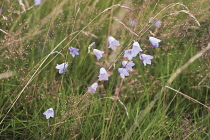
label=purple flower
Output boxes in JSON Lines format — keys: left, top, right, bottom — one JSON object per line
{"left": 98, "top": 67, "right": 110, "bottom": 81}
{"left": 108, "top": 36, "right": 120, "bottom": 50}
{"left": 132, "top": 41, "right": 143, "bottom": 55}
{"left": 0, "top": 8, "right": 2, "bottom": 14}
{"left": 68, "top": 47, "right": 79, "bottom": 57}
{"left": 124, "top": 49, "right": 137, "bottom": 60}
{"left": 34, "top": 0, "right": 42, "bottom": 5}
{"left": 55, "top": 63, "right": 68, "bottom": 74}
{"left": 43, "top": 108, "right": 54, "bottom": 119}
{"left": 154, "top": 20, "right": 162, "bottom": 28}
{"left": 140, "top": 54, "right": 153, "bottom": 66}
{"left": 87, "top": 83, "right": 98, "bottom": 93}
{"left": 149, "top": 37, "right": 162, "bottom": 48}
{"left": 122, "top": 61, "right": 128, "bottom": 67}
{"left": 118, "top": 68, "right": 129, "bottom": 79}
{"left": 93, "top": 49, "right": 105, "bottom": 60}
{"left": 130, "top": 20, "right": 137, "bottom": 26}
{"left": 122, "top": 61, "right": 135, "bottom": 71}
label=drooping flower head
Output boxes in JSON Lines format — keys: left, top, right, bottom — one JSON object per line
{"left": 122, "top": 61, "right": 135, "bottom": 71}
{"left": 55, "top": 63, "right": 68, "bottom": 74}
{"left": 140, "top": 54, "right": 153, "bottom": 66}
{"left": 124, "top": 49, "right": 137, "bottom": 60}
{"left": 87, "top": 83, "right": 98, "bottom": 93}
{"left": 88, "top": 42, "right": 95, "bottom": 53}
{"left": 149, "top": 37, "right": 162, "bottom": 48}
{"left": 34, "top": 0, "right": 42, "bottom": 5}
{"left": 68, "top": 47, "right": 79, "bottom": 57}
{"left": 132, "top": 41, "right": 143, "bottom": 55}
{"left": 89, "top": 42, "right": 95, "bottom": 47}
{"left": 98, "top": 67, "right": 110, "bottom": 81}
{"left": 93, "top": 49, "right": 105, "bottom": 60}
{"left": 118, "top": 68, "right": 129, "bottom": 79}
{"left": 43, "top": 108, "right": 54, "bottom": 119}
{"left": 154, "top": 20, "right": 162, "bottom": 28}
{"left": 108, "top": 36, "right": 120, "bottom": 50}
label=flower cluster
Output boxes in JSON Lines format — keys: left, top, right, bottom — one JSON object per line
{"left": 87, "top": 36, "right": 121, "bottom": 93}
{"left": 87, "top": 35, "right": 161, "bottom": 92}
{"left": 53, "top": 35, "right": 161, "bottom": 94}
{"left": 118, "top": 61, "right": 136, "bottom": 79}
{"left": 124, "top": 41, "right": 143, "bottom": 60}
{"left": 44, "top": 16, "right": 163, "bottom": 119}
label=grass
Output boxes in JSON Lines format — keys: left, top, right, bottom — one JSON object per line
{"left": 0, "top": 0, "right": 209, "bottom": 139}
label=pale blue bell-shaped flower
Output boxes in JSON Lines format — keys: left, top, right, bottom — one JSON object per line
{"left": 43, "top": 108, "right": 54, "bottom": 119}
{"left": 98, "top": 67, "right": 110, "bottom": 81}
{"left": 88, "top": 83, "right": 98, "bottom": 93}
{"left": 122, "top": 61, "right": 135, "bottom": 71}
{"left": 130, "top": 20, "right": 137, "bottom": 26}
{"left": 154, "top": 20, "right": 162, "bottom": 28}
{"left": 118, "top": 68, "right": 129, "bottom": 79}
{"left": 55, "top": 63, "right": 68, "bottom": 74}
{"left": 108, "top": 36, "right": 120, "bottom": 50}
{"left": 140, "top": 54, "right": 153, "bottom": 66}
{"left": 68, "top": 47, "right": 79, "bottom": 57}
{"left": 93, "top": 49, "right": 105, "bottom": 60}
{"left": 124, "top": 49, "right": 137, "bottom": 60}
{"left": 34, "top": 0, "right": 42, "bottom": 6}
{"left": 149, "top": 37, "right": 162, "bottom": 48}
{"left": 132, "top": 41, "right": 143, "bottom": 56}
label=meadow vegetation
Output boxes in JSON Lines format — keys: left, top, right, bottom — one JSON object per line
{"left": 0, "top": 0, "right": 209, "bottom": 139}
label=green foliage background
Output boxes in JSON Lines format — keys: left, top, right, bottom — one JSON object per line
{"left": 0, "top": 0, "right": 209, "bottom": 139}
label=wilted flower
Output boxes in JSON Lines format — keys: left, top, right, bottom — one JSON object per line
{"left": 124, "top": 49, "right": 137, "bottom": 60}
{"left": 122, "top": 61, "right": 135, "bottom": 71}
{"left": 34, "top": 0, "right": 42, "bottom": 5}
{"left": 43, "top": 108, "right": 54, "bottom": 119}
{"left": 132, "top": 41, "right": 143, "bottom": 55}
{"left": 87, "top": 83, "right": 98, "bottom": 93}
{"left": 154, "top": 20, "right": 162, "bottom": 28}
{"left": 149, "top": 37, "right": 162, "bottom": 48}
{"left": 98, "top": 67, "right": 110, "bottom": 81}
{"left": 130, "top": 20, "right": 137, "bottom": 26}
{"left": 68, "top": 47, "right": 79, "bottom": 57}
{"left": 118, "top": 68, "right": 129, "bottom": 79}
{"left": 93, "top": 49, "right": 105, "bottom": 60}
{"left": 55, "top": 63, "right": 68, "bottom": 74}
{"left": 140, "top": 54, "right": 153, "bottom": 66}
{"left": 108, "top": 36, "right": 120, "bottom": 50}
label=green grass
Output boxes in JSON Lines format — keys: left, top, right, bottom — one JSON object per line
{"left": 0, "top": 0, "right": 209, "bottom": 139}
